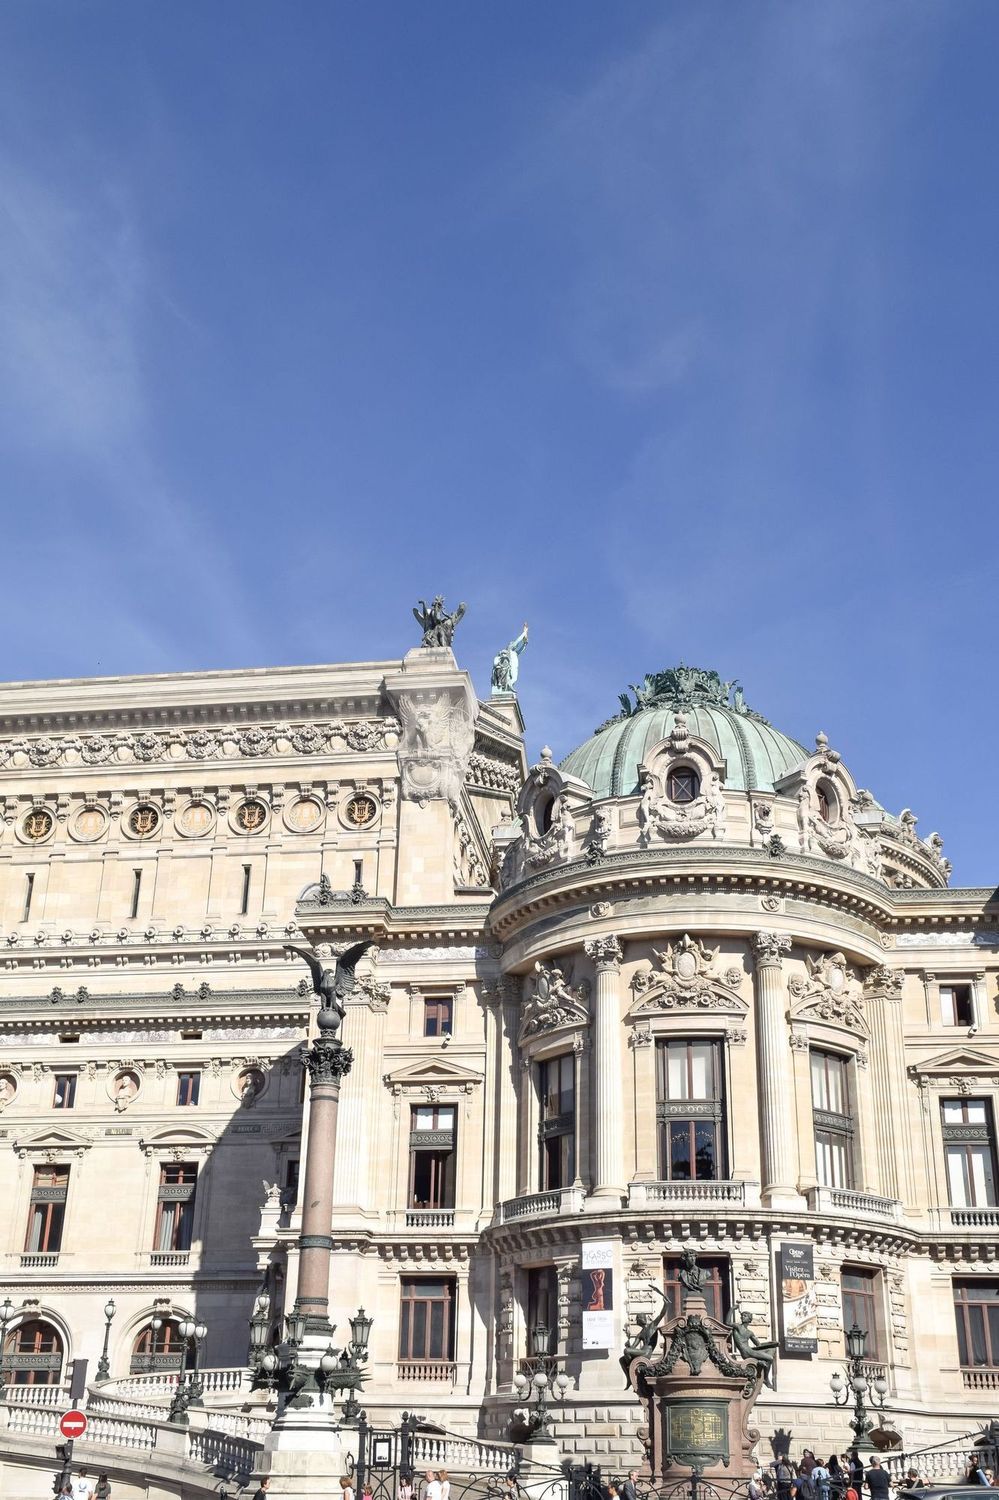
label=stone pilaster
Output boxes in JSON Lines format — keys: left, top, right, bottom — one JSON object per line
{"left": 584, "top": 935, "right": 625, "bottom": 1205}
{"left": 752, "top": 931, "right": 802, "bottom": 1208}
{"left": 863, "top": 965, "right": 912, "bottom": 1205}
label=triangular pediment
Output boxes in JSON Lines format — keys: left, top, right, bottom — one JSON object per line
{"left": 382, "top": 1056, "right": 483, "bottom": 1091}
{"left": 13, "top": 1126, "right": 93, "bottom": 1153}
{"left": 910, "top": 1047, "right": 999, "bottom": 1077}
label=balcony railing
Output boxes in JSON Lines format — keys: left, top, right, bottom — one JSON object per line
{"left": 807, "top": 1186, "right": 901, "bottom": 1221}
{"left": 496, "top": 1185, "right": 584, "bottom": 1223}
{"left": 950, "top": 1207, "right": 999, "bottom": 1230}
{"left": 20, "top": 1252, "right": 60, "bottom": 1269}
{"left": 627, "top": 1179, "right": 758, "bottom": 1210}
{"left": 963, "top": 1367, "right": 999, "bottom": 1390}
{"left": 405, "top": 1209, "right": 456, "bottom": 1230}
{"left": 148, "top": 1251, "right": 191, "bottom": 1268}
{"left": 397, "top": 1361, "right": 457, "bottom": 1383}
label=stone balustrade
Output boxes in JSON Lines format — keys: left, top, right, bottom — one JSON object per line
{"left": 405, "top": 1208, "right": 456, "bottom": 1229}
{"left": 962, "top": 1367, "right": 999, "bottom": 1389}
{"left": 627, "top": 1179, "right": 758, "bottom": 1209}
{"left": 950, "top": 1207, "right": 999, "bottom": 1230}
{"left": 409, "top": 1431, "right": 517, "bottom": 1472}
{"left": 496, "top": 1185, "right": 585, "bottom": 1223}
{"left": 2, "top": 1383, "right": 71, "bottom": 1407}
{"left": 807, "top": 1186, "right": 901, "bottom": 1221}
{"left": 396, "top": 1360, "right": 457, "bottom": 1384}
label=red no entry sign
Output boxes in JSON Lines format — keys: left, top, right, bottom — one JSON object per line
{"left": 59, "top": 1410, "right": 87, "bottom": 1440}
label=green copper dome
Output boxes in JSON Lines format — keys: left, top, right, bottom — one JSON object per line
{"left": 559, "top": 666, "right": 808, "bottom": 796}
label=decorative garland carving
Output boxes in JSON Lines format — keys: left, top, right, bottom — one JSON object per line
{"left": 788, "top": 951, "right": 868, "bottom": 1036}
{"left": 630, "top": 935, "right": 747, "bottom": 1016}
{"left": 519, "top": 960, "right": 590, "bottom": 1039}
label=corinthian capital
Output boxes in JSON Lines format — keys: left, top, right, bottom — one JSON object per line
{"left": 752, "top": 931, "right": 791, "bottom": 967}
{"left": 585, "top": 936, "right": 623, "bottom": 972}
{"left": 305, "top": 1037, "right": 354, "bottom": 1086}
{"left": 863, "top": 965, "right": 904, "bottom": 999}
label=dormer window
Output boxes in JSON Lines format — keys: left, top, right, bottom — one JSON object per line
{"left": 667, "top": 767, "right": 700, "bottom": 804}
{"left": 816, "top": 782, "right": 837, "bottom": 823}
{"left": 536, "top": 794, "right": 554, "bottom": 836}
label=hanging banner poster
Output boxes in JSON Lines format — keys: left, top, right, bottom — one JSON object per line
{"left": 581, "top": 1240, "right": 615, "bottom": 1350}
{"left": 779, "top": 1242, "right": 818, "bottom": 1354}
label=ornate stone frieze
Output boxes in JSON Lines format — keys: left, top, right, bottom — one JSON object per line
{"left": 465, "top": 750, "right": 520, "bottom": 795}
{"left": 519, "top": 960, "right": 590, "bottom": 1040}
{"left": 584, "top": 935, "right": 623, "bottom": 971}
{"left": 0, "top": 718, "right": 401, "bottom": 772}
{"left": 394, "top": 692, "right": 475, "bottom": 805}
{"left": 863, "top": 965, "right": 904, "bottom": 999}
{"left": 788, "top": 951, "right": 868, "bottom": 1036}
{"left": 630, "top": 935, "right": 747, "bottom": 1016}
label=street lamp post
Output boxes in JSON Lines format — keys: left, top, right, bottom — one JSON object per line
{"left": 167, "top": 1317, "right": 208, "bottom": 1425}
{"left": 829, "top": 1323, "right": 888, "bottom": 1448}
{"left": 511, "top": 1323, "right": 571, "bottom": 1444}
{"left": 0, "top": 1297, "right": 15, "bottom": 1399}
{"left": 95, "top": 1300, "right": 117, "bottom": 1384}
{"left": 255, "top": 1307, "right": 372, "bottom": 1422}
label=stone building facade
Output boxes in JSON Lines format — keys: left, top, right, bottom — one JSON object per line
{"left": 0, "top": 649, "right": 997, "bottom": 1466}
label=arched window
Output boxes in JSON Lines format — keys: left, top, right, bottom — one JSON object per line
{"left": 535, "top": 794, "right": 555, "bottom": 836}
{"left": 666, "top": 766, "right": 700, "bottom": 804}
{"left": 130, "top": 1319, "right": 186, "bottom": 1375}
{"left": 2, "top": 1319, "right": 63, "bottom": 1386}
{"left": 816, "top": 781, "right": 838, "bottom": 823}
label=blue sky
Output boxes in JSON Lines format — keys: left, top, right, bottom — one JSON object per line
{"left": 1, "top": 3, "right": 997, "bottom": 883}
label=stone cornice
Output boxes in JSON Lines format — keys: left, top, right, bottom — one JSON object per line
{"left": 489, "top": 845, "right": 999, "bottom": 943}
{"left": 0, "top": 984, "right": 309, "bottom": 1027}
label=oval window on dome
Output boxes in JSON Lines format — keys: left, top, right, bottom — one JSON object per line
{"left": 666, "top": 767, "right": 700, "bottom": 804}
{"left": 536, "top": 793, "right": 555, "bottom": 836}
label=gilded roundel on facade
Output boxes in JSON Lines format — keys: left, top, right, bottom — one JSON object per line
{"left": 340, "top": 793, "right": 379, "bottom": 830}
{"left": 69, "top": 806, "right": 109, "bottom": 843}
{"left": 234, "top": 799, "right": 269, "bottom": 834}
{"left": 21, "top": 808, "right": 54, "bottom": 843}
{"left": 127, "top": 804, "right": 161, "bottom": 839}
{"left": 284, "top": 797, "right": 325, "bottom": 834}
{"left": 176, "top": 800, "right": 216, "bottom": 838}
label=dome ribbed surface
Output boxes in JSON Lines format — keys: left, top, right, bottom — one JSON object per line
{"left": 558, "top": 670, "right": 807, "bottom": 796}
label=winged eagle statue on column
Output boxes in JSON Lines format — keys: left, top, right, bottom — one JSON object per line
{"left": 286, "top": 940, "right": 374, "bottom": 1036}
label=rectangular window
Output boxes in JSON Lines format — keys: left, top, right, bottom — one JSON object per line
{"left": 240, "top": 864, "right": 252, "bottom": 916}
{"left": 398, "top": 1277, "right": 456, "bottom": 1362}
{"left": 655, "top": 1039, "right": 725, "bottom": 1181}
{"left": 25, "top": 1166, "right": 69, "bottom": 1253}
{"left": 841, "top": 1267, "right": 881, "bottom": 1359}
{"left": 22, "top": 873, "right": 34, "bottom": 923}
{"left": 130, "top": 869, "right": 142, "bottom": 920}
{"left": 52, "top": 1074, "right": 76, "bottom": 1110}
{"left": 154, "top": 1162, "right": 197, "bottom": 1252}
{"left": 176, "top": 1072, "right": 201, "bottom": 1107}
{"left": 663, "top": 1256, "right": 730, "bottom": 1323}
{"left": 954, "top": 1280, "right": 999, "bottom": 1369}
{"left": 810, "top": 1050, "right": 855, "bottom": 1189}
{"left": 940, "top": 984, "right": 975, "bottom": 1027}
{"left": 423, "top": 997, "right": 453, "bottom": 1038}
{"left": 526, "top": 1266, "right": 558, "bottom": 1355}
{"left": 538, "top": 1054, "right": 575, "bottom": 1190}
{"left": 942, "top": 1099, "right": 998, "bottom": 1208}
{"left": 409, "top": 1105, "right": 456, "bottom": 1209}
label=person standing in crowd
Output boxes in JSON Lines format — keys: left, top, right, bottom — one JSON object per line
{"left": 93, "top": 1475, "right": 111, "bottom": 1500}
{"left": 438, "top": 1471, "right": 450, "bottom": 1500}
{"left": 774, "top": 1453, "right": 796, "bottom": 1500}
{"left": 251, "top": 1479, "right": 270, "bottom": 1500}
{"left": 72, "top": 1470, "right": 94, "bottom": 1500}
{"left": 749, "top": 1470, "right": 764, "bottom": 1500}
{"left": 848, "top": 1452, "right": 865, "bottom": 1494}
{"left": 398, "top": 1477, "right": 413, "bottom": 1500}
{"left": 425, "top": 1470, "right": 443, "bottom": 1500}
{"left": 340, "top": 1474, "right": 355, "bottom": 1500}
{"left": 621, "top": 1470, "right": 639, "bottom": 1500}
{"left": 903, "top": 1469, "right": 925, "bottom": 1490}
{"left": 800, "top": 1453, "right": 818, "bottom": 1478}
{"left": 812, "top": 1454, "right": 831, "bottom": 1500}
{"left": 864, "top": 1458, "right": 890, "bottom": 1500}
{"left": 966, "top": 1459, "right": 992, "bottom": 1487}
{"left": 827, "top": 1456, "right": 844, "bottom": 1498}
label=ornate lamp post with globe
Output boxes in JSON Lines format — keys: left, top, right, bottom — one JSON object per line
{"left": 512, "top": 1323, "right": 571, "bottom": 1444}
{"left": 95, "top": 1299, "right": 117, "bottom": 1383}
{"left": 829, "top": 1323, "right": 888, "bottom": 1448}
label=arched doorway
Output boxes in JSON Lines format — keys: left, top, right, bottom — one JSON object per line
{"left": 2, "top": 1319, "right": 64, "bottom": 1386}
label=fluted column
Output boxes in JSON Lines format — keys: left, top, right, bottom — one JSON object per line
{"left": 863, "top": 966, "right": 913, "bottom": 1205}
{"left": 752, "top": 931, "right": 803, "bottom": 1208}
{"left": 585, "top": 935, "right": 626, "bottom": 1204}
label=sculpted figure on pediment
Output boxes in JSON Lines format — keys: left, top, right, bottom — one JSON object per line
{"left": 788, "top": 950, "right": 868, "bottom": 1035}
{"left": 520, "top": 960, "right": 590, "bottom": 1039}
{"left": 630, "top": 934, "right": 747, "bottom": 1016}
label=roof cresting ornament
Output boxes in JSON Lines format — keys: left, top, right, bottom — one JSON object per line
{"left": 597, "top": 665, "right": 769, "bottom": 734}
